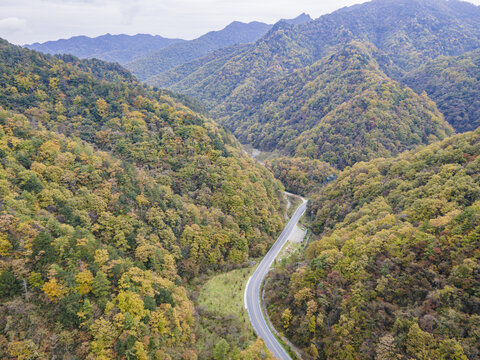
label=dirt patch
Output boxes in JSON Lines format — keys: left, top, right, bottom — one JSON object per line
{"left": 288, "top": 224, "right": 307, "bottom": 243}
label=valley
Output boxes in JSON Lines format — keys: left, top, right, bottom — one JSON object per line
{"left": 0, "top": 0, "right": 479, "bottom": 359}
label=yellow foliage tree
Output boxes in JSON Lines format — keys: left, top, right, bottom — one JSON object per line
{"left": 42, "top": 278, "right": 66, "bottom": 301}
{"left": 282, "top": 308, "right": 293, "bottom": 332}
{"left": 96, "top": 98, "right": 109, "bottom": 118}
{"left": 75, "top": 270, "right": 94, "bottom": 295}
{"left": 94, "top": 248, "right": 110, "bottom": 268}
{"left": 0, "top": 235, "right": 12, "bottom": 256}
{"left": 115, "top": 290, "right": 148, "bottom": 321}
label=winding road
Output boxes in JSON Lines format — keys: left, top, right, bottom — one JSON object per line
{"left": 245, "top": 196, "right": 307, "bottom": 359}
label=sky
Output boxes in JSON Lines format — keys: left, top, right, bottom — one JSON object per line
{"left": 1, "top": 0, "right": 365, "bottom": 45}
{"left": 1, "top": 0, "right": 480, "bottom": 45}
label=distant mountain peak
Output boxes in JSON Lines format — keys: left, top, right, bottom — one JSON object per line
{"left": 281, "top": 13, "right": 312, "bottom": 25}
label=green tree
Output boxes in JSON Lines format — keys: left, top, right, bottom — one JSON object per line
{"left": 92, "top": 271, "right": 110, "bottom": 299}
{"left": 0, "top": 271, "right": 22, "bottom": 298}
{"left": 214, "top": 339, "right": 230, "bottom": 360}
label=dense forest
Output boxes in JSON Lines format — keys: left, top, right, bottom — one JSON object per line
{"left": 0, "top": 39, "right": 284, "bottom": 359}
{"left": 403, "top": 50, "right": 480, "bottom": 133}
{"left": 151, "top": 0, "right": 479, "bottom": 161}
{"left": 265, "top": 157, "right": 337, "bottom": 197}
{"left": 265, "top": 129, "right": 480, "bottom": 359}
{"left": 215, "top": 41, "right": 454, "bottom": 168}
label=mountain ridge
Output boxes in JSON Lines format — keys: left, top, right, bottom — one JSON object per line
{"left": 24, "top": 33, "right": 185, "bottom": 64}
{"left": 159, "top": 40, "right": 454, "bottom": 169}
{"left": 126, "top": 14, "right": 313, "bottom": 80}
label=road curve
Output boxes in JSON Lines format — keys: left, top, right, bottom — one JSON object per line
{"left": 245, "top": 197, "right": 307, "bottom": 359}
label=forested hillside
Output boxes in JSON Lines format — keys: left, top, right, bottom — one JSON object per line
{"left": 147, "top": 44, "right": 250, "bottom": 90}
{"left": 214, "top": 41, "right": 454, "bottom": 169}
{"left": 265, "top": 129, "right": 480, "bottom": 359}
{"left": 150, "top": 20, "right": 314, "bottom": 109}
{"left": 152, "top": 0, "right": 480, "bottom": 153}
{"left": 265, "top": 157, "right": 337, "bottom": 196}
{"left": 304, "top": 0, "right": 480, "bottom": 76}
{"left": 156, "top": 0, "right": 480, "bottom": 95}
{"left": 0, "top": 38, "right": 284, "bottom": 359}
{"left": 25, "top": 33, "right": 184, "bottom": 64}
{"left": 403, "top": 50, "right": 480, "bottom": 133}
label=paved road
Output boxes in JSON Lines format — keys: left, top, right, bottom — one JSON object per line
{"left": 245, "top": 197, "right": 307, "bottom": 359}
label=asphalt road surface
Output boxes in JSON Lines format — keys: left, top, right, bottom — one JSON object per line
{"left": 245, "top": 197, "right": 307, "bottom": 359}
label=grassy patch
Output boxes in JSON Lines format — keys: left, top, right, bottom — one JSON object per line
{"left": 278, "top": 238, "right": 303, "bottom": 262}
{"left": 197, "top": 267, "right": 255, "bottom": 336}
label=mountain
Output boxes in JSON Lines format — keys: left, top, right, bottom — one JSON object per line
{"left": 3, "top": 0, "right": 480, "bottom": 358}
{"left": 126, "top": 14, "right": 313, "bottom": 81}
{"left": 288, "top": 44, "right": 454, "bottom": 168}
{"left": 147, "top": 20, "right": 313, "bottom": 98}
{"left": 305, "top": 0, "right": 480, "bottom": 76}
{"left": 24, "top": 33, "right": 185, "bottom": 64}
{"left": 265, "top": 129, "right": 480, "bottom": 359}
{"left": 126, "top": 21, "right": 272, "bottom": 80}
{"left": 0, "top": 38, "right": 284, "bottom": 359}
{"left": 161, "top": 41, "right": 454, "bottom": 169}
{"left": 148, "top": 43, "right": 251, "bottom": 89}
{"left": 151, "top": 0, "right": 480, "bottom": 143}
{"left": 403, "top": 50, "right": 480, "bottom": 133}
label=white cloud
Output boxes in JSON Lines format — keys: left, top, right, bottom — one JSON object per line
{"left": 0, "top": 17, "right": 27, "bottom": 34}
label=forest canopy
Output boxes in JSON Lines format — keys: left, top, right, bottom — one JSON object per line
{"left": 265, "top": 129, "right": 480, "bottom": 360}
{"left": 0, "top": 38, "right": 284, "bottom": 359}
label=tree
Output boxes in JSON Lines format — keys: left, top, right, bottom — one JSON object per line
{"left": 31, "top": 231, "right": 56, "bottom": 268}
{"left": 0, "top": 271, "right": 22, "bottom": 298}
{"left": 236, "top": 339, "right": 274, "bottom": 360}
{"left": 115, "top": 291, "right": 147, "bottom": 321}
{"left": 375, "top": 334, "right": 401, "bottom": 360}
{"left": 96, "top": 98, "right": 109, "bottom": 119}
{"left": 42, "top": 278, "right": 66, "bottom": 301}
{"left": 281, "top": 308, "right": 292, "bottom": 332}
{"left": 75, "top": 270, "right": 94, "bottom": 295}
{"left": 92, "top": 271, "right": 110, "bottom": 299}
{"left": 0, "top": 235, "right": 12, "bottom": 256}
{"left": 214, "top": 339, "right": 230, "bottom": 360}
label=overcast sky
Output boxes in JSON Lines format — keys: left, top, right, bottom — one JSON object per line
{"left": 1, "top": 0, "right": 480, "bottom": 45}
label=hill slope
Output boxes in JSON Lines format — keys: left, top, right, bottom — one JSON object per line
{"left": 0, "top": 38, "right": 284, "bottom": 359}
{"left": 265, "top": 129, "right": 480, "bottom": 359}
{"left": 304, "top": 0, "right": 480, "bottom": 76}
{"left": 25, "top": 33, "right": 184, "bottom": 64}
{"left": 403, "top": 50, "right": 480, "bottom": 133}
